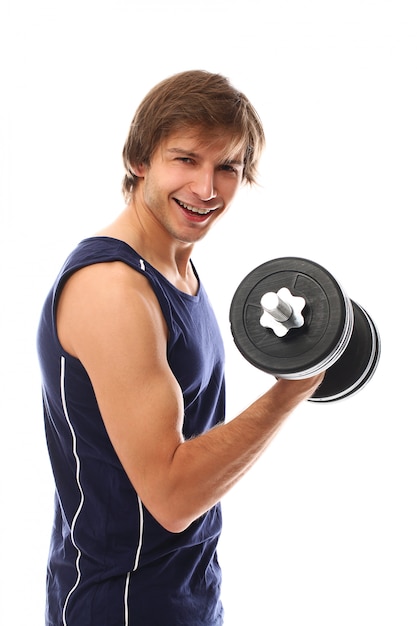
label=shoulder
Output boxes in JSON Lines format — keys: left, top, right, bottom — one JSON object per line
{"left": 57, "top": 260, "right": 167, "bottom": 358}
{"left": 62, "top": 259, "right": 157, "bottom": 305}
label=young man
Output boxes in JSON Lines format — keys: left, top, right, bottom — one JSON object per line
{"left": 37, "top": 70, "right": 324, "bottom": 625}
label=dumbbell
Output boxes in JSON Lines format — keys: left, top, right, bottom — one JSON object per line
{"left": 229, "top": 257, "right": 381, "bottom": 402}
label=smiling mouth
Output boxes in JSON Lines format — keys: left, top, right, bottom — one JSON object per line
{"left": 174, "top": 199, "right": 215, "bottom": 216}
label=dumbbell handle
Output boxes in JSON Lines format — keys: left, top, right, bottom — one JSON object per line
{"left": 260, "top": 287, "right": 305, "bottom": 337}
{"left": 260, "top": 291, "right": 293, "bottom": 322}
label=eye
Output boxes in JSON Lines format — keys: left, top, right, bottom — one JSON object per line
{"left": 220, "top": 163, "right": 239, "bottom": 175}
{"left": 176, "top": 157, "right": 194, "bottom": 164}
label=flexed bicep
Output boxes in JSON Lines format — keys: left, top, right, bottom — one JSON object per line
{"left": 56, "top": 261, "right": 186, "bottom": 523}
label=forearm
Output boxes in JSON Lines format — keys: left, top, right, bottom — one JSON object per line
{"left": 152, "top": 375, "right": 323, "bottom": 532}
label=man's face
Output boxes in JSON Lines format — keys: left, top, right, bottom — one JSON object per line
{"left": 134, "top": 128, "right": 245, "bottom": 245}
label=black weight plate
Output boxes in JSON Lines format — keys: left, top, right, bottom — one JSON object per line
{"left": 309, "top": 301, "right": 381, "bottom": 402}
{"left": 229, "top": 258, "right": 350, "bottom": 377}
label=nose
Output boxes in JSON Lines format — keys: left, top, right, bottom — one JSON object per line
{"left": 190, "top": 167, "right": 217, "bottom": 201}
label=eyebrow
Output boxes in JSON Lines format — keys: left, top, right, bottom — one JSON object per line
{"left": 167, "top": 148, "right": 198, "bottom": 157}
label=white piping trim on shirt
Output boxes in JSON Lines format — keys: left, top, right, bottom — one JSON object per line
{"left": 58, "top": 356, "right": 145, "bottom": 626}
{"left": 60, "top": 356, "right": 85, "bottom": 626}
{"left": 124, "top": 496, "right": 144, "bottom": 625}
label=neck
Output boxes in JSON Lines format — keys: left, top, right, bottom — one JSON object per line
{"left": 95, "top": 203, "right": 198, "bottom": 295}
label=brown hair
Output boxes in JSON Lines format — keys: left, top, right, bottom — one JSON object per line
{"left": 122, "top": 70, "right": 265, "bottom": 200}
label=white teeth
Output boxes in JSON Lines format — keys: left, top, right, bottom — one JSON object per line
{"left": 177, "top": 200, "right": 212, "bottom": 215}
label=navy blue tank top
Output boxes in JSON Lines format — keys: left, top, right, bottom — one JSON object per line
{"left": 37, "top": 237, "right": 225, "bottom": 625}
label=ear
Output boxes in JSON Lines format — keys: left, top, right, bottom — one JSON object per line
{"left": 132, "top": 163, "right": 147, "bottom": 177}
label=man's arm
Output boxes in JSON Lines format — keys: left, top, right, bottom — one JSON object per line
{"left": 57, "top": 261, "right": 324, "bottom": 533}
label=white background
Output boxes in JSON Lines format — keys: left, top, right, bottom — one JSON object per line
{"left": 1, "top": 1, "right": 416, "bottom": 624}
